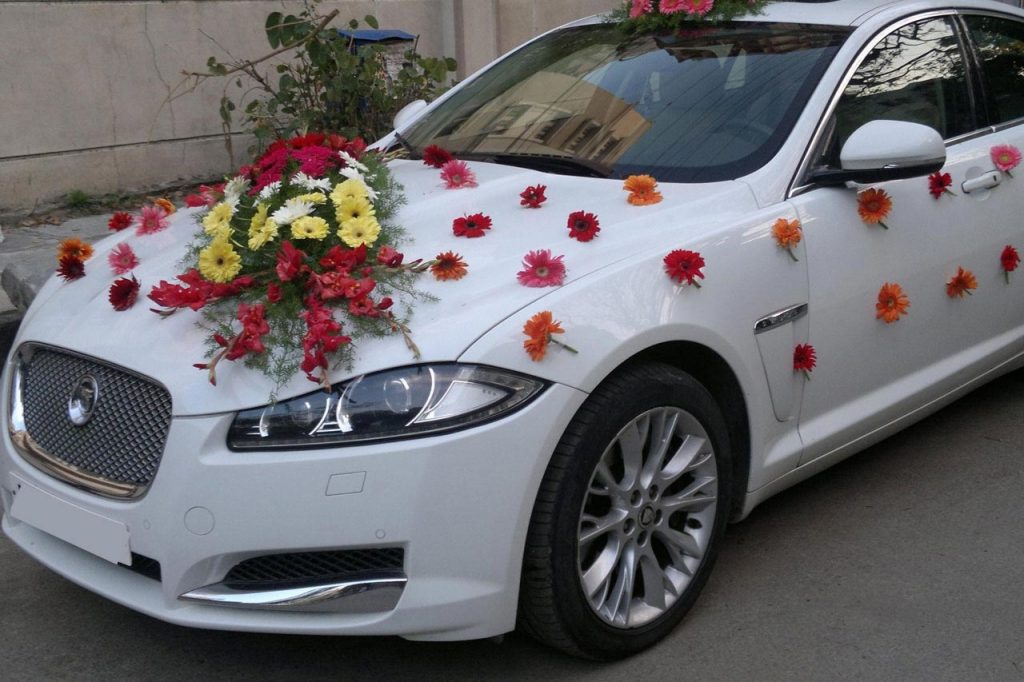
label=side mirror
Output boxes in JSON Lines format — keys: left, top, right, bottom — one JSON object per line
{"left": 809, "top": 120, "right": 946, "bottom": 186}
{"left": 393, "top": 99, "right": 428, "bottom": 132}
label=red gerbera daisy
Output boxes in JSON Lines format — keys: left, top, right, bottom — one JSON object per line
{"left": 567, "top": 211, "right": 600, "bottom": 242}
{"left": 108, "top": 212, "right": 134, "bottom": 232}
{"left": 109, "top": 275, "right": 141, "bottom": 311}
{"left": 663, "top": 249, "right": 705, "bottom": 287}
{"left": 431, "top": 251, "right": 468, "bottom": 281}
{"left": 452, "top": 213, "right": 492, "bottom": 238}
{"left": 423, "top": 144, "right": 454, "bottom": 169}
{"left": 1001, "top": 245, "right": 1020, "bottom": 283}
{"left": 793, "top": 343, "right": 817, "bottom": 378}
{"left": 57, "top": 255, "right": 85, "bottom": 282}
{"left": 928, "top": 171, "right": 955, "bottom": 200}
{"left": 520, "top": 185, "right": 548, "bottom": 208}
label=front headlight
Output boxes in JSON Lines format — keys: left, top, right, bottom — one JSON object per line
{"left": 228, "top": 364, "right": 547, "bottom": 450}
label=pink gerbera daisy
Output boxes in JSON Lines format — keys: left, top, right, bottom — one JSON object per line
{"left": 674, "top": 0, "right": 714, "bottom": 16}
{"left": 135, "top": 205, "right": 170, "bottom": 235}
{"left": 440, "top": 160, "right": 478, "bottom": 189}
{"left": 108, "top": 242, "right": 139, "bottom": 275}
{"left": 630, "top": 0, "right": 653, "bottom": 18}
{"left": 517, "top": 249, "right": 566, "bottom": 288}
{"left": 991, "top": 144, "right": 1021, "bottom": 176}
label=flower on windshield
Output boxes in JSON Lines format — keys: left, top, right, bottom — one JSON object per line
{"left": 423, "top": 145, "right": 454, "bottom": 169}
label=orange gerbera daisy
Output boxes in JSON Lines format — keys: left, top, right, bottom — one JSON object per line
{"left": 772, "top": 218, "right": 802, "bottom": 261}
{"left": 946, "top": 266, "right": 977, "bottom": 298}
{"left": 153, "top": 198, "right": 176, "bottom": 216}
{"left": 57, "top": 237, "right": 94, "bottom": 262}
{"left": 858, "top": 188, "right": 892, "bottom": 229}
{"left": 623, "top": 175, "right": 663, "bottom": 206}
{"left": 522, "top": 310, "right": 577, "bottom": 362}
{"left": 430, "top": 251, "right": 468, "bottom": 281}
{"left": 876, "top": 282, "right": 909, "bottom": 323}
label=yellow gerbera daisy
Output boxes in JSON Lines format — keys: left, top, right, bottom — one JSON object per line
{"left": 339, "top": 215, "right": 382, "bottom": 248}
{"left": 291, "top": 216, "right": 330, "bottom": 241}
{"left": 330, "top": 178, "right": 369, "bottom": 205}
{"left": 296, "top": 192, "right": 328, "bottom": 205}
{"left": 202, "top": 202, "right": 235, "bottom": 239}
{"left": 248, "top": 205, "right": 279, "bottom": 250}
{"left": 335, "top": 196, "right": 376, "bottom": 225}
{"left": 198, "top": 238, "right": 242, "bottom": 283}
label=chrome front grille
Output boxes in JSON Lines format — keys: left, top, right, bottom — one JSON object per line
{"left": 10, "top": 345, "right": 172, "bottom": 497}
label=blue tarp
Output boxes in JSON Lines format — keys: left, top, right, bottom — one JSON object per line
{"left": 336, "top": 29, "right": 416, "bottom": 44}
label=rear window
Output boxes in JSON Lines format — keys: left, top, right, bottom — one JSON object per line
{"left": 404, "top": 22, "right": 850, "bottom": 183}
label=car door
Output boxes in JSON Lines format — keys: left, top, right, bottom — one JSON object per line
{"left": 787, "top": 13, "right": 1024, "bottom": 466}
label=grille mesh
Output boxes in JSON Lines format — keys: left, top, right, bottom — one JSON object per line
{"left": 224, "top": 548, "right": 405, "bottom": 587}
{"left": 19, "top": 347, "right": 172, "bottom": 490}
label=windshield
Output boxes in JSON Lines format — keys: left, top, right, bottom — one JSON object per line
{"left": 404, "top": 22, "right": 850, "bottom": 183}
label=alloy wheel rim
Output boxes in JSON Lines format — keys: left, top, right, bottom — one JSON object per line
{"left": 576, "top": 406, "right": 718, "bottom": 629}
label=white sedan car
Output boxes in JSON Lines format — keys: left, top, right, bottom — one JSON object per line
{"left": 3, "top": 0, "right": 1024, "bottom": 660}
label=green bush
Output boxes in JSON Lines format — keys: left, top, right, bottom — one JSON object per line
{"left": 203, "top": 3, "right": 456, "bottom": 154}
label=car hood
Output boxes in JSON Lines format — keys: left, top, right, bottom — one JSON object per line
{"left": 16, "top": 159, "right": 757, "bottom": 416}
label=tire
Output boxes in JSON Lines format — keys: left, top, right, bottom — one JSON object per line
{"left": 518, "top": 362, "right": 733, "bottom": 659}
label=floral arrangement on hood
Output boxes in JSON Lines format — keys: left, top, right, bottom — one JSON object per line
{"left": 147, "top": 133, "right": 431, "bottom": 392}
{"left": 610, "top": 0, "right": 769, "bottom": 33}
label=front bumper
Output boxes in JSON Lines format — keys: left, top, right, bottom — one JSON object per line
{"left": 0, "top": 354, "right": 587, "bottom": 641}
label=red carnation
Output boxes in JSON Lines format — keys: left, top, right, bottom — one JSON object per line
{"left": 520, "top": 185, "right": 547, "bottom": 208}
{"left": 109, "top": 275, "right": 141, "bottom": 311}
{"left": 57, "top": 255, "right": 85, "bottom": 281}
{"left": 453, "top": 213, "right": 493, "bottom": 238}
{"left": 1002, "top": 245, "right": 1020, "bottom": 283}
{"left": 267, "top": 283, "right": 282, "bottom": 303}
{"left": 108, "top": 212, "right": 133, "bottom": 232}
{"left": 663, "top": 249, "right": 705, "bottom": 287}
{"left": 423, "top": 144, "right": 454, "bottom": 169}
{"left": 567, "top": 211, "right": 600, "bottom": 242}
{"left": 276, "top": 241, "right": 308, "bottom": 282}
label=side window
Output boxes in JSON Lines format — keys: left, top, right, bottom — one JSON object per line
{"left": 965, "top": 15, "right": 1024, "bottom": 125}
{"left": 822, "top": 18, "right": 974, "bottom": 165}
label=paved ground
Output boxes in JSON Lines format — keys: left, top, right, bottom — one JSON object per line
{"left": 1, "top": 307, "right": 1022, "bottom": 679}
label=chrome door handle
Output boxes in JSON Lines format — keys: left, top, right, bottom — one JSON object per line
{"left": 962, "top": 171, "right": 1001, "bottom": 194}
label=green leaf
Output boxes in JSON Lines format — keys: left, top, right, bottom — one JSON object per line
{"left": 281, "top": 15, "right": 299, "bottom": 45}
{"left": 265, "top": 12, "right": 283, "bottom": 48}
{"left": 364, "top": 14, "right": 379, "bottom": 29}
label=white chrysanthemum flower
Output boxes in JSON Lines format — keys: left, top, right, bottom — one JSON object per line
{"left": 271, "top": 198, "right": 315, "bottom": 226}
{"left": 258, "top": 181, "right": 282, "bottom": 201}
{"left": 292, "top": 171, "right": 332, "bottom": 193}
{"left": 338, "top": 150, "right": 368, "bottom": 173}
{"left": 339, "top": 167, "right": 378, "bottom": 200}
{"left": 222, "top": 176, "right": 252, "bottom": 206}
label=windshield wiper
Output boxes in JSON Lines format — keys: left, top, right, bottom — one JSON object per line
{"left": 459, "top": 153, "right": 613, "bottom": 179}
{"left": 391, "top": 130, "right": 419, "bottom": 160}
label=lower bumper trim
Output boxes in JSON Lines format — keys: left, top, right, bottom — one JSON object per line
{"left": 179, "top": 570, "right": 407, "bottom": 613}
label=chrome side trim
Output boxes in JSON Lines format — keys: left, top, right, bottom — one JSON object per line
{"left": 179, "top": 570, "right": 407, "bottom": 613}
{"left": 754, "top": 303, "right": 808, "bottom": 335}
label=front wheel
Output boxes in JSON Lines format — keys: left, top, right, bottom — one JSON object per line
{"left": 519, "top": 363, "right": 733, "bottom": 659}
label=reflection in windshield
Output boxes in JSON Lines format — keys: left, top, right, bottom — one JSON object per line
{"left": 404, "top": 23, "right": 850, "bottom": 183}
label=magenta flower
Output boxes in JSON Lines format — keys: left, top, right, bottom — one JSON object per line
{"left": 108, "top": 242, "right": 139, "bottom": 275}
{"left": 135, "top": 205, "right": 170, "bottom": 235}
{"left": 991, "top": 144, "right": 1021, "bottom": 176}
{"left": 659, "top": 0, "right": 687, "bottom": 13}
{"left": 630, "top": 0, "right": 653, "bottom": 17}
{"left": 440, "top": 160, "right": 478, "bottom": 189}
{"left": 517, "top": 249, "right": 566, "bottom": 288}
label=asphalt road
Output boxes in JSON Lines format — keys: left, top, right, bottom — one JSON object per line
{"left": 2, "top": 318, "right": 1023, "bottom": 680}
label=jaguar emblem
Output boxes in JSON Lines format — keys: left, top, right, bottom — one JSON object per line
{"left": 68, "top": 375, "right": 100, "bottom": 427}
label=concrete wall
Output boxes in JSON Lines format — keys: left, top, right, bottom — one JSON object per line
{"left": 0, "top": 0, "right": 617, "bottom": 215}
